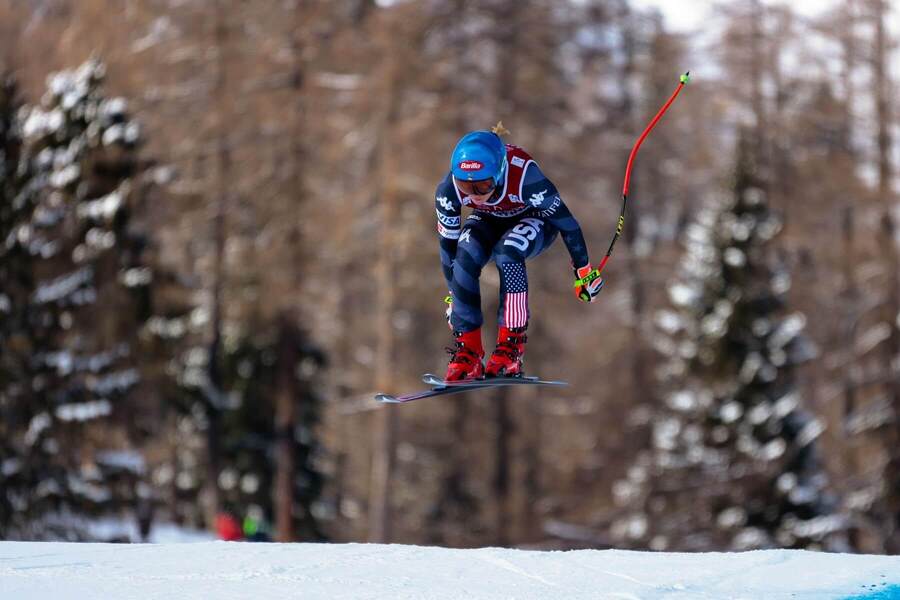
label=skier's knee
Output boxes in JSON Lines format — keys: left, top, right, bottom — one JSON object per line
{"left": 495, "top": 249, "right": 526, "bottom": 266}
{"left": 456, "top": 247, "right": 490, "bottom": 276}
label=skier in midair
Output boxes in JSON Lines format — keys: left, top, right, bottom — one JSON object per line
{"left": 437, "top": 124, "right": 604, "bottom": 381}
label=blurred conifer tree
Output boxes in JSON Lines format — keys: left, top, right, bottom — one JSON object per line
{"left": 611, "top": 128, "right": 847, "bottom": 552}
{"left": 0, "top": 61, "right": 154, "bottom": 539}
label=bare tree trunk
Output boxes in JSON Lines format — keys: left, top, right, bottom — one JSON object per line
{"left": 274, "top": 315, "right": 300, "bottom": 542}
{"left": 428, "top": 395, "right": 476, "bottom": 545}
{"left": 520, "top": 386, "right": 542, "bottom": 542}
{"left": 168, "top": 422, "right": 182, "bottom": 524}
{"left": 871, "top": 0, "right": 900, "bottom": 552}
{"left": 841, "top": 0, "right": 858, "bottom": 145}
{"left": 369, "top": 402, "right": 397, "bottom": 543}
{"left": 289, "top": 0, "right": 308, "bottom": 305}
{"left": 493, "top": 387, "right": 513, "bottom": 546}
{"left": 271, "top": 0, "right": 313, "bottom": 543}
{"left": 368, "top": 12, "right": 407, "bottom": 542}
{"left": 839, "top": 0, "right": 860, "bottom": 426}
{"left": 841, "top": 206, "right": 860, "bottom": 425}
{"left": 749, "top": 0, "right": 768, "bottom": 162}
{"left": 840, "top": 205, "right": 861, "bottom": 550}
{"left": 203, "top": 0, "right": 231, "bottom": 523}
{"left": 769, "top": 8, "right": 793, "bottom": 232}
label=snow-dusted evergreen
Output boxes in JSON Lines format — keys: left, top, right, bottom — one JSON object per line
{"left": 611, "top": 129, "right": 846, "bottom": 551}
{"left": 0, "top": 61, "right": 153, "bottom": 540}
{"left": 0, "top": 73, "right": 34, "bottom": 535}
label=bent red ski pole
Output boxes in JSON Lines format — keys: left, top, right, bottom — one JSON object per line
{"left": 594, "top": 71, "right": 690, "bottom": 277}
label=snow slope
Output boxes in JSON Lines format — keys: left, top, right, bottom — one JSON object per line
{"left": 1, "top": 541, "right": 898, "bottom": 600}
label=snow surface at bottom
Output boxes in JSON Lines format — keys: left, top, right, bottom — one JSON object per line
{"left": 1, "top": 541, "right": 898, "bottom": 600}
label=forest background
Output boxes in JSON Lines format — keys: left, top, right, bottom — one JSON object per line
{"left": 1, "top": 0, "right": 899, "bottom": 554}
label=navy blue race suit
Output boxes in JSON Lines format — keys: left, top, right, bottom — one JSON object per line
{"left": 436, "top": 145, "right": 589, "bottom": 332}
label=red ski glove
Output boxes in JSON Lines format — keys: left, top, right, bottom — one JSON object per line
{"left": 574, "top": 264, "right": 604, "bottom": 303}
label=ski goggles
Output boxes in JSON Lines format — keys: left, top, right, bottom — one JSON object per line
{"left": 454, "top": 176, "right": 496, "bottom": 197}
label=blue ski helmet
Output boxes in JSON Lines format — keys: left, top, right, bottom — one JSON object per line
{"left": 450, "top": 130, "right": 507, "bottom": 187}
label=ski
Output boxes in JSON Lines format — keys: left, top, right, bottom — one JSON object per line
{"left": 421, "top": 373, "right": 568, "bottom": 388}
{"left": 375, "top": 382, "right": 490, "bottom": 404}
{"left": 375, "top": 374, "right": 567, "bottom": 404}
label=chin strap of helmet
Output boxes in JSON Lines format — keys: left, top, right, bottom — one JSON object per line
{"left": 596, "top": 71, "right": 690, "bottom": 276}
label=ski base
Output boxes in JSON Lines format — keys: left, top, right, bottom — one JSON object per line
{"left": 375, "top": 373, "right": 567, "bottom": 404}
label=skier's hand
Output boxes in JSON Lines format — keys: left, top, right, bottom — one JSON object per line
{"left": 574, "top": 264, "right": 604, "bottom": 303}
{"left": 444, "top": 293, "right": 453, "bottom": 330}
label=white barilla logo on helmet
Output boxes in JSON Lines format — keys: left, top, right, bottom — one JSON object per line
{"left": 459, "top": 161, "right": 484, "bottom": 171}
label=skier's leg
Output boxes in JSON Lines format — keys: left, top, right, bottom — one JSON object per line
{"left": 493, "top": 217, "right": 559, "bottom": 330}
{"left": 449, "top": 214, "right": 504, "bottom": 333}
{"left": 486, "top": 217, "right": 558, "bottom": 376}
{"left": 445, "top": 215, "right": 506, "bottom": 381}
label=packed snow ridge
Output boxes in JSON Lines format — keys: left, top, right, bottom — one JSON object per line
{"left": 2, "top": 541, "right": 899, "bottom": 599}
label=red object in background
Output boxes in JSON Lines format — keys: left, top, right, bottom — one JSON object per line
{"left": 215, "top": 513, "right": 243, "bottom": 541}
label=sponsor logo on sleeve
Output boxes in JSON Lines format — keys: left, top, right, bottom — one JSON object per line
{"left": 537, "top": 196, "right": 561, "bottom": 217}
{"left": 437, "top": 211, "right": 460, "bottom": 227}
{"left": 458, "top": 161, "right": 484, "bottom": 171}
{"left": 511, "top": 156, "right": 525, "bottom": 168}
{"left": 438, "top": 224, "right": 460, "bottom": 240}
{"left": 459, "top": 229, "right": 472, "bottom": 244}
{"left": 528, "top": 189, "right": 549, "bottom": 207}
{"left": 436, "top": 195, "right": 454, "bottom": 212}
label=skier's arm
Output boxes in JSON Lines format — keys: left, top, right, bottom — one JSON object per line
{"left": 435, "top": 177, "right": 462, "bottom": 289}
{"left": 439, "top": 237, "right": 457, "bottom": 288}
{"left": 522, "top": 164, "right": 589, "bottom": 269}
{"left": 523, "top": 163, "right": 603, "bottom": 302}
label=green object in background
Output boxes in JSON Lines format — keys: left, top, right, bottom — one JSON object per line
{"left": 242, "top": 516, "right": 259, "bottom": 538}
{"left": 680, "top": 72, "right": 691, "bottom": 84}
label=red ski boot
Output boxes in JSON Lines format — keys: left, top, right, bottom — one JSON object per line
{"left": 445, "top": 328, "right": 485, "bottom": 381}
{"left": 485, "top": 326, "right": 527, "bottom": 377}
